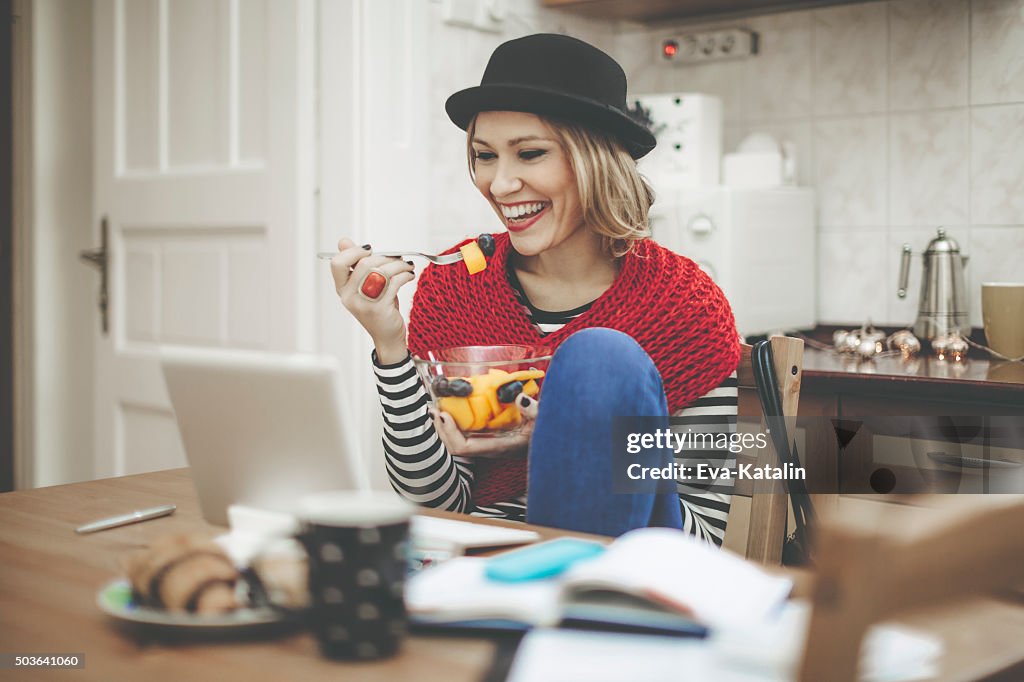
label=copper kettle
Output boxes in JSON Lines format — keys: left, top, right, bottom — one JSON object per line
{"left": 897, "top": 228, "right": 970, "bottom": 341}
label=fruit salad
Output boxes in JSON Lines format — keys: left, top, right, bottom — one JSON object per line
{"left": 432, "top": 368, "right": 544, "bottom": 432}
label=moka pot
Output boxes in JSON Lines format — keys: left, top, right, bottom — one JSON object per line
{"left": 897, "top": 228, "right": 970, "bottom": 341}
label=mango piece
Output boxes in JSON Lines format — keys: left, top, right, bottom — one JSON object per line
{"left": 485, "top": 384, "right": 502, "bottom": 417}
{"left": 468, "top": 394, "right": 492, "bottom": 431}
{"left": 468, "top": 372, "right": 503, "bottom": 415}
{"left": 486, "top": 406, "right": 519, "bottom": 430}
{"left": 486, "top": 368, "right": 511, "bottom": 384}
{"left": 508, "top": 369, "right": 545, "bottom": 383}
{"left": 460, "top": 241, "right": 487, "bottom": 275}
{"left": 438, "top": 397, "right": 474, "bottom": 431}
{"left": 483, "top": 368, "right": 510, "bottom": 389}
{"left": 440, "top": 369, "right": 538, "bottom": 432}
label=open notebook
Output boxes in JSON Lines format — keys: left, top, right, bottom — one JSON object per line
{"left": 406, "top": 528, "right": 793, "bottom": 635}
{"left": 504, "top": 607, "right": 943, "bottom": 682}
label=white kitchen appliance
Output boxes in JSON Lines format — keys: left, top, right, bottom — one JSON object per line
{"left": 650, "top": 187, "right": 816, "bottom": 338}
{"left": 630, "top": 93, "right": 722, "bottom": 191}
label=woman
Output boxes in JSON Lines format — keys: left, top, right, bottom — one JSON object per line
{"left": 331, "top": 34, "right": 740, "bottom": 542}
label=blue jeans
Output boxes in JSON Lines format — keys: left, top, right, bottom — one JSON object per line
{"left": 526, "top": 328, "right": 683, "bottom": 536}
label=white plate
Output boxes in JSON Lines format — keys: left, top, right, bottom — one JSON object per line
{"left": 97, "top": 579, "right": 287, "bottom": 631}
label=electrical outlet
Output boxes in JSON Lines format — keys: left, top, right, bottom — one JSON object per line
{"left": 659, "top": 29, "right": 757, "bottom": 64}
{"left": 442, "top": 0, "right": 504, "bottom": 33}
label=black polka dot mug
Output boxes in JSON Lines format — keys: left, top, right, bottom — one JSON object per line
{"left": 295, "top": 491, "right": 414, "bottom": 660}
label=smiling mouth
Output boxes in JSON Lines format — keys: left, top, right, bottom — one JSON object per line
{"left": 500, "top": 201, "right": 550, "bottom": 226}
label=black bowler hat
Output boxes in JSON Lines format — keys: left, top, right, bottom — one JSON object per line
{"left": 445, "top": 34, "right": 656, "bottom": 159}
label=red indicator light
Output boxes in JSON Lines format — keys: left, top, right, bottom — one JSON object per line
{"left": 662, "top": 40, "right": 679, "bottom": 58}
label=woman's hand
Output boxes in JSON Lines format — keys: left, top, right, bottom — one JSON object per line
{"left": 430, "top": 395, "right": 539, "bottom": 458}
{"left": 330, "top": 238, "right": 416, "bottom": 364}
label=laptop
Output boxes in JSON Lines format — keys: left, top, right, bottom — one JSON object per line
{"left": 161, "top": 347, "right": 365, "bottom": 526}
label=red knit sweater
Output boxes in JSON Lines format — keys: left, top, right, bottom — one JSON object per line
{"left": 407, "top": 233, "right": 740, "bottom": 506}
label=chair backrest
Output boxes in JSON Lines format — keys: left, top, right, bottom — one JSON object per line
{"left": 798, "top": 496, "right": 1024, "bottom": 682}
{"left": 723, "top": 336, "right": 804, "bottom": 565}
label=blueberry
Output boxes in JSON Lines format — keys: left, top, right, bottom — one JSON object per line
{"left": 431, "top": 376, "right": 451, "bottom": 397}
{"left": 447, "top": 379, "right": 473, "bottom": 397}
{"left": 476, "top": 233, "right": 496, "bottom": 258}
{"left": 496, "top": 380, "right": 524, "bottom": 404}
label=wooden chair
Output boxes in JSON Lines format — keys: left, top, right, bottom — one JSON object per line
{"left": 722, "top": 336, "right": 805, "bottom": 565}
{"left": 798, "top": 496, "right": 1024, "bottom": 682}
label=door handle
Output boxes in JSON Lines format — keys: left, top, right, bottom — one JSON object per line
{"left": 78, "top": 216, "right": 109, "bottom": 335}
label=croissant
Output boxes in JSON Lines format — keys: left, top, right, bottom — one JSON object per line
{"left": 124, "top": 534, "right": 239, "bottom": 614}
{"left": 250, "top": 550, "right": 309, "bottom": 609}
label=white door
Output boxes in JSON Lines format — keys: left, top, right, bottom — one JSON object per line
{"left": 91, "top": 0, "right": 316, "bottom": 477}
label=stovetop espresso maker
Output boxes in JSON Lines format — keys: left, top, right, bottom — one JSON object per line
{"left": 897, "top": 228, "right": 970, "bottom": 340}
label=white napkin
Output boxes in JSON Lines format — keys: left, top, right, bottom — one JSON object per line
{"left": 215, "top": 504, "right": 303, "bottom": 567}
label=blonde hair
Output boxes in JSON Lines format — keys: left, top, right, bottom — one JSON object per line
{"left": 466, "top": 114, "right": 655, "bottom": 257}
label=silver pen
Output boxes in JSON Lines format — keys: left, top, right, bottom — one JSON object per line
{"left": 75, "top": 504, "right": 177, "bottom": 534}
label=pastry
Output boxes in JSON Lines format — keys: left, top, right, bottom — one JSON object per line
{"left": 124, "top": 534, "right": 239, "bottom": 614}
{"left": 250, "top": 548, "right": 309, "bottom": 610}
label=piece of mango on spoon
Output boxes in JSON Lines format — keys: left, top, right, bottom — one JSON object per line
{"left": 459, "top": 233, "right": 497, "bottom": 275}
{"left": 460, "top": 241, "right": 487, "bottom": 275}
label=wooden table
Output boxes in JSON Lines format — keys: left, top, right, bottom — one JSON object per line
{"left": 3, "top": 469, "right": 1024, "bottom": 681}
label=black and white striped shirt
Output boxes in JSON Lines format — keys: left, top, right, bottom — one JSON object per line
{"left": 373, "top": 267, "right": 737, "bottom": 546}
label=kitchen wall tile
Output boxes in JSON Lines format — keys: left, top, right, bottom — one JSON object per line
{"left": 818, "top": 230, "right": 890, "bottom": 324}
{"left": 970, "top": 0, "right": 1024, "bottom": 105}
{"left": 501, "top": 0, "right": 617, "bottom": 46}
{"left": 422, "top": 13, "right": 613, "bottom": 136}
{"left": 813, "top": 3, "right": 889, "bottom": 116}
{"left": 742, "top": 10, "right": 814, "bottom": 121}
{"left": 654, "top": 59, "right": 746, "bottom": 122}
{"left": 813, "top": 116, "right": 887, "bottom": 228}
{"left": 724, "top": 123, "right": 745, "bottom": 156}
{"left": 971, "top": 104, "right": 1024, "bottom": 225}
{"left": 614, "top": 30, "right": 660, "bottom": 94}
{"left": 551, "top": 13, "right": 619, "bottom": 52}
{"left": 966, "top": 226, "right": 1024, "bottom": 328}
{"left": 886, "top": 226, "right": 969, "bottom": 326}
{"left": 889, "top": 0, "right": 969, "bottom": 111}
{"left": 889, "top": 109, "right": 968, "bottom": 226}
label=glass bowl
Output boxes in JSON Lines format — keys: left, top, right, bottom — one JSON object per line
{"left": 412, "top": 345, "right": 552, "bottom": 438}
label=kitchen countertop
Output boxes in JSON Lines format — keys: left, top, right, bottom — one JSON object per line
{"left": 800, "top": 346, "right": 1024, "bottom": 403}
